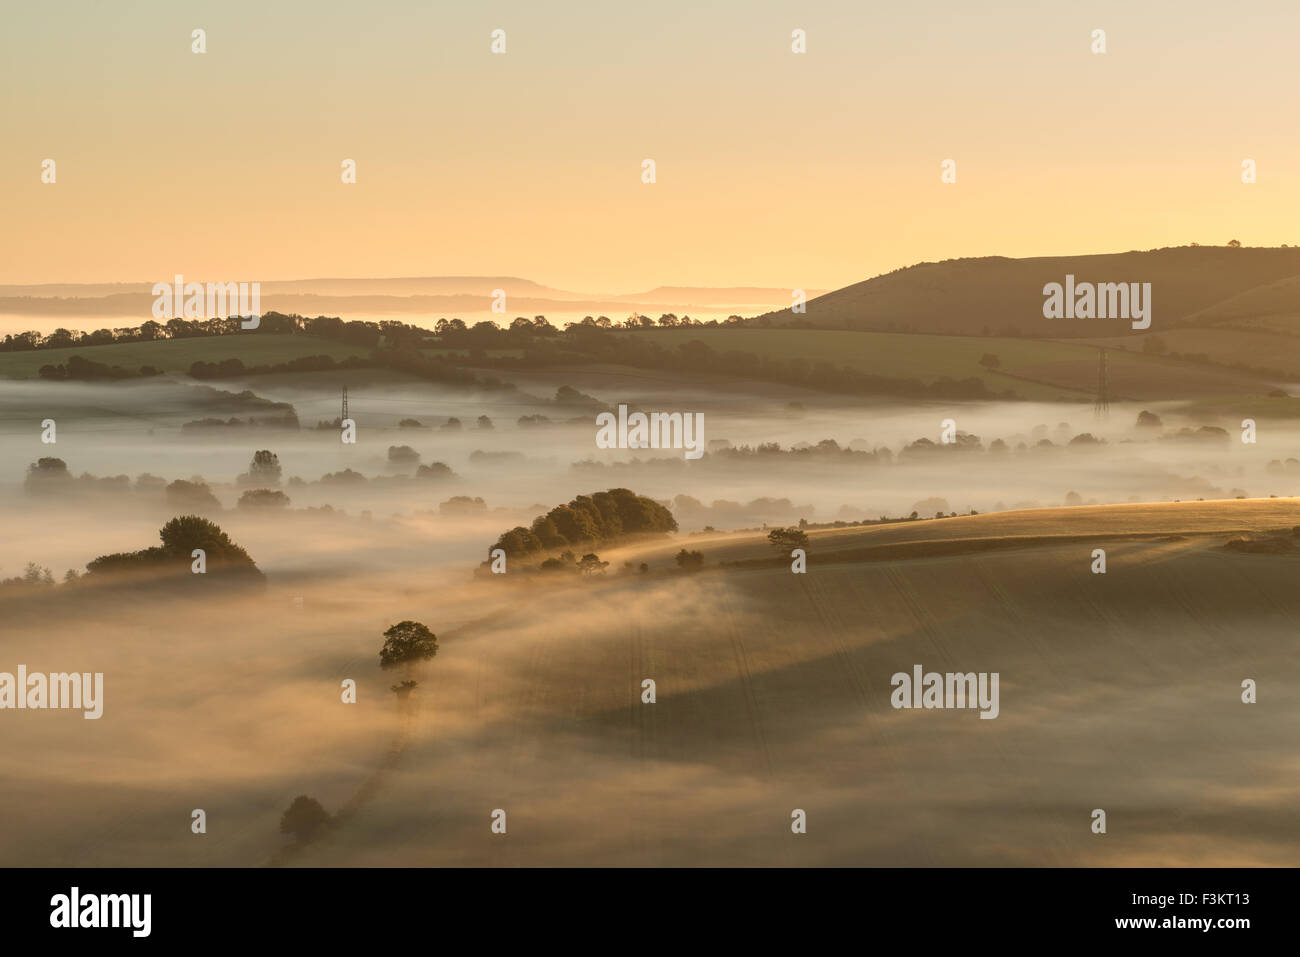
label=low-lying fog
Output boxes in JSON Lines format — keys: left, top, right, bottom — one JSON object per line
{"left": 1, "top": 370, "right": 1295, "bottom": 581}
{"left": 3, "top": 368, "right": 1298, "bottom": 866}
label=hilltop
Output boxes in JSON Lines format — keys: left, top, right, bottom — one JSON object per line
{"left": 756, "top": 246, "right": 1300, "bottom": 338}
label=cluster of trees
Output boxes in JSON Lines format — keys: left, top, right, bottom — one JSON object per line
{"left": 767, "top": 528, "right": 809, "bottom": 553}
{"left": 0, "top": 562, "right": 59, "bottom": 591}
{"left": 23, "top": 458, "right": 226, "bottom": 509}
{"left": 490, "top": 488, "right": 677, "bottom": 558}
{"left": 675, "top": 549, "right": 704, "bottom": 571}
{"left": 181, "top": 412, "right": 300, "bottom": 431}
{"left": 84, "top": 515, "right": 264, "bottom": 585}
{"left": 238, "top": 488, "right": 290, "bottom": 508}
{"left": 398, "top": 415, "right": 493, "bottom": 430}
{"left": 1, "top": 313, "right": 415, "bottom": 354}
{"left": 38, "top": 354, "right": 162, "bottom": 380}
{"left": 539, "top": 551, "right": 610, "bottom": 575}
{"left": 712, "top": 439, "right": 893, "bottom": 464}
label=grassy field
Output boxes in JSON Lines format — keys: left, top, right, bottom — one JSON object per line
{"left": 1, "top": 327, "right": 1287, "bottom": 405}
{"left": 0, "top": 334, "right": 368, "bottom": 378}
{"left": 617, "top": 328, "right": 1277, "bottom": 401}
{"left": 1080, "top": 327, "right": 1300, "bottom": 378}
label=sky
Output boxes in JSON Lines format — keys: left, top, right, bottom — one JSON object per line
{"left": 2, "top": 0, "right": 1298, "bottom": 292}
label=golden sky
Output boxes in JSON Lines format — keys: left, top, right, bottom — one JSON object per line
{"left": 2, "top": 0, "right": 1298, "bottom": 291}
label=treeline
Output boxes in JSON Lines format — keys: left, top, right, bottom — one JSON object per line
{"left": 11, "top": 310, "right": 1007, "bottom": 400}
{"left": 38, "top": 354, "right": 164, "bottom": 380}
{"left": 1, "top": 313, "right": 417, "bottom": 353}
{"left": 490, "top": 488, "right": 677, "bottom": 558}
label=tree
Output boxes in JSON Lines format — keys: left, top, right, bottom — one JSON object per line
{"left": 85, "top": 515, "right": 262, "bottom": 582}
{"left": 238, "top": 488, "right": 290, "bottom": 509}
{"left": 166, "top": 479, "right": 222, "bottom": 512}
{"left": 24, "top": 457, "right": 71, "bottom": 495}
{"left": 767, "top": 527, "right": 809, "bottom": 553}
{"left": 379, "top": 620, "right": 438, "bottom": 669}
{"left": 158, "top": 515, "right": 243, "bottom": 557}
{"left": 279, "top": 795, "right": 331, "bottom": 843}
{"left": 416, "top": 462, "right": 456, "bottom": 479}
{"left": 1135, "top": 410, "right": 1163, "bottom": 429}
{"left": 1227, "top": 239, "right": 1242, "bottom": 248}
{"left": 246, "top": 450, "right": 281, "bottom": 486}
{"left": 979, "top": 353, "right": 1000, "bottom": 370}
{"left": 577, "top": 553, "right": 609, "bottom": 576}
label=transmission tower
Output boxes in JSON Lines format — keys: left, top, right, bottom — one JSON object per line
{"left": 1094, "top": 349, "right": 1110, "bottom": 417}
{"left": 341, "top": 385, "right": 349, "bottom": 422}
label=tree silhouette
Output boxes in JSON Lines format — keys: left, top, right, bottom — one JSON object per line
{"left": 279, "top": 795, "right": 331, "bottom": 843}
{"left": 767, "top": 527, "right": 809, "bottom": 553}
{"left": 391, "top": 679, "right": 418, "bottom": 698}
{"left": 379, "top": 620, "right": 438, "bottom": 669}
{"left": 675, "top": 549, "right": 704, "bottom": 571}
{"left": 247, "top": 450, "right": 281, "bottom": 485}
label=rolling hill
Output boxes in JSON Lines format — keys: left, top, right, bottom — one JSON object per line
{"left": 756, "top": 246, "right": 1300, "bottom": 339}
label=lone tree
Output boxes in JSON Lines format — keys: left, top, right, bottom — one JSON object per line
{"left": 767, "top": 527, "right": 809, "bottom": 553}
{"left": 577, "top": 553, "right": 609, "bottom": 576}
{"left": 279, "top": 795, "right": 331, "bottom": 843}
{"left": 379, "top": 620, "right": 438, "bottom": 669}
{"left": 246, "top": 450, "right": 281, "bottom": 486}
{"left": 978, "top": 353, "right": 1000, "bottom": 370}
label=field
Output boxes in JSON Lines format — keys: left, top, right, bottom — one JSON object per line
{"left": 618, "top": 328, "right": 1279, "bottom": 401}
{"left": 4, "top": 498, "right": 1297, "bottom": 866}
{"left": 1080, "top": 327, "right": 1300, "bottom": 378}
{"left": 2, "top": 326, "right": 1289, "bottom": 407}
{"left": 304, "top": 499, "right": 1300, "bottom": 866}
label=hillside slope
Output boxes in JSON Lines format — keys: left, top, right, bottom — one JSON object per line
{"left": 757, "top": 246, "right": 1300, "bottom": 338}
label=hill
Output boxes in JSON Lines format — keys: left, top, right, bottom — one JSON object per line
{"left": 298, "top": 498, "right": 1300, "bottom": 866}
{"left": 756, "top": 246, "right": 1300, "bottom": 338}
